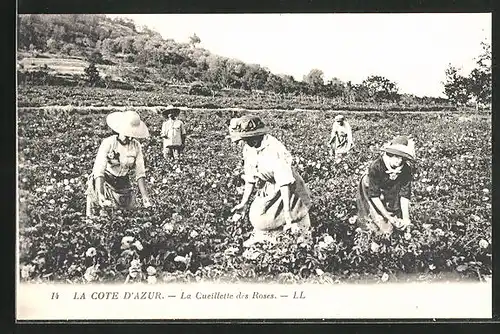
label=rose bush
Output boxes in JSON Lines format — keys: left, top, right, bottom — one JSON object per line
{"left": 17, "top": 107, "right": 491, "bottom": 283}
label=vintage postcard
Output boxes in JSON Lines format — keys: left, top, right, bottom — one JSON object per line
{"left": 16, "top": 13, "right": 492, "bottom": 320}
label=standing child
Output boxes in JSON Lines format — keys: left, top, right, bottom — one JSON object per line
{"left": 328, "top": 115, "right": 353, "bottom": 163}
{"left": 161, "top": 105, "right": 186, "bottom": 161}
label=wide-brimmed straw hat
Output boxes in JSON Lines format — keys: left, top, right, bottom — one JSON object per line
{"left": 162, "top": 105, "right": 180, "bottom": 117}
{"left": 382, "top": 135, "right": 415, "bottom": 161}
{"left": 227, "top": 115, "right": 269, "bottom": 142}
{"left": 106, "top": 111, "right": 150, "bottom": 139}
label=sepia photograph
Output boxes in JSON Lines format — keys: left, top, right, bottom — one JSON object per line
{"left": 16, "top": 13, "right": 492, "bottom": 320}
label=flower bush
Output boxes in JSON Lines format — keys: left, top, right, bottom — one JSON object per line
{"left": 17, "top": 106, "right": 491, "bottom": 283}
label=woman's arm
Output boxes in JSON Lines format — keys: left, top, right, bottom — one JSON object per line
{"left": 400, "top": 196, "right": 410, "bottom": 223}
{"left": 328, "top": 127, "right": 337, "bottom": 145}
{"left": 280, "top": 184, "right": 293, "bottom": 224}
{"left": 346, "top": 123, "right": 353, "bottom": 148}
{"left": 370, "top": 197, "right": 395, "bottom": 222}
{"left": 160, "top": 122, "right": 167, "bottom": 138}
{"left": 232, "top": 181, "right": 254, "bottom": 212}
{"left": 239, "top": 182, "right": 254, "bottom": 206}
{"left": 92, "top": 138, "right": 111, "bottom": 206}
{"left": 181, "top": 122, "right": 187, "bottom": 145}
{"left": 94, "top": 176, "right": 106, "bottom": 206}
{"left": 134, "top": 143, "right": 151, "bottom": 207}
{"left": 137, "top": 177, "right": 151, "bottom": 207}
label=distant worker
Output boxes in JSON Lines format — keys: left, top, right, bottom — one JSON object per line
{"left": 328, "top": 115, "right": 353, "bottom": 163}
{"left": 85, "top": 111, "right": 152, "bottom": 218}
{"left": 161, "top": 105, "right": 187, "bottom": 162}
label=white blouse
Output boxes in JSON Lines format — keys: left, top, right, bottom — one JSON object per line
{"left": 92, "top": 135, "right": 146, "bottom": 181}
{"left": 243, "top": 134, "right": 295, "bottom": 188}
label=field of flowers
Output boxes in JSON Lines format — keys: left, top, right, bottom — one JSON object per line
{"left": 17, "top": 106, "right": 492, "bottom": 284}
{"left": 17, "top": 85, "right": 458, "bottom": 112}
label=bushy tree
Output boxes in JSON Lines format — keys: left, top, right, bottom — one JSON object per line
{"left": 303, "top": 69, "right": 324, "bottom": 94}
{"left": 467, "top": 42, "right": 491, "bottom": 108}
{"left": 443, "top": 65, "right": 470, "bottom": 106}
{"left": 361, "top": 75, "right": 399, "bottom": 102}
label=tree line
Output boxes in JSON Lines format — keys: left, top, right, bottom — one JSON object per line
{"left": 18, "top": 14, "right": 489, "bottom": 108}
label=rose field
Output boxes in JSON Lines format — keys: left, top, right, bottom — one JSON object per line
{"left": 17, "top": 105, "right": 492, "bottom": 284}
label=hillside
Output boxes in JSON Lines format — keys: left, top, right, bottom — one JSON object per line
{"left": 17, "top": 14, "right": 458, "bottom": 109}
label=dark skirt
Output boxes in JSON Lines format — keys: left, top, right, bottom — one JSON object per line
{"left": 85, "top": 172, "right": 135, "bottom": 212}
{"left": 356, "top": 174, "right": 402, "bottom": 234}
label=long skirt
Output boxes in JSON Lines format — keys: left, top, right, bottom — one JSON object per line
{"left": 332, "top": 138, "right": 351, "bottom": 155}
{"left": 249, "top": 169, "right": 312, "bottom": 231}
{"left": 85, "top": 172, "right": 135, "bottom": 216}
{"left": 356, "top": 174, "right": 402, "bottom": 235}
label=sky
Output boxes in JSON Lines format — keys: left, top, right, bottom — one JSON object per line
{"left": 107, "top": 13, "right": 491, "bottom": 98}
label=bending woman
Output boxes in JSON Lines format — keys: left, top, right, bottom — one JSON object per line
{"left": 86, "top": 110, "right": 152, "bottom": 217}
{"left": 229, "top": 115, "right": 312, "bottom": 247}
{"left": 356, "top": 135, "right": 416, "bottom": 235}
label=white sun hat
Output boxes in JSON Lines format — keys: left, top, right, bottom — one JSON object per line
{"left": 106, "top": 111, "right": 150, "bottom": 139}
{"left": 382, "top": 135, "right": 416, "bottom": 161}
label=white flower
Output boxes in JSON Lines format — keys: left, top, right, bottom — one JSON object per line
{"left": 121, "top": 236, "right": 135, "bottom": 250}
{"left": 147, "top": 276, "right": 157, "bottom": 284}
{"left": 348, "top": 216, "right": 358, "bottom": 225}
{"left": 20, "top": 263, "right": 35, "bottom": 279}
{"left": 146, "top": 266, "right": 157, "bottom": 276}
{"left": 371, "top": 242, "right": 380, "bottom": 253}
{"left": 429, "top": 264, "right": 436, "bottom": 270}
{"left": 162, "top": 223, "right": 174, "bottom": 233}
{"left": 128, "top": 260, "right": 142, "bottom": 278}
{"left": 323, "top": 235, "right": 334, "bottom": 245}
{"left": 162, "top": 178, "right": 167, "bottom": 184}
{"left": 174, "top": 256, "right": 187, "bottom": 264}
{"left": 231, "top": 213, "right": 242, "bottom": 222}
{"left": 317, "top": 241, "right": 327, "bottom": 249}
{"left": 190, "top": 230, "right": 199, "bottom": 238}
{"left": 404, "top": 232, "right": 412, "bottom": 240}
{"left": 381, "top": 273, "right": 389, "bottom": 282}
{"left": 479, "top": 239, "right": 489, "bottom": 249}
{"left": 224, "top": 246, "right": 239, "bottom": 256}
{"left": 85, "top": 247, "right": 97, "bottom": 258}
{"left": 315, "top": 269, "right": 324, "bottom": 276}
{"left": 433, "top": 228, "right": 445, "bottom": 237}
{"left": 132, "top": 240, "right": 143, "bottom": 251}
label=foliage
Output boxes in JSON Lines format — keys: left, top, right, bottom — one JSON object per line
{"left": 17, "top": 14, "right": 449, "bottom": 105}
{"left": 361, "top": 75, "right": 399, "bottom": 102}
{"left": 443, "top": 65, "right": 470, "bottom": 106}
{"left": 17, "top": 107, "right": 491, "bottom": 283}
{"left": 84, "top": 61, "right": 101, "bottom": 87}
{"left": 442, "top": 42, "right": 491, "bottom": 108}
{"left": 189, "top": 33, "right": 201, "bottom": 47}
